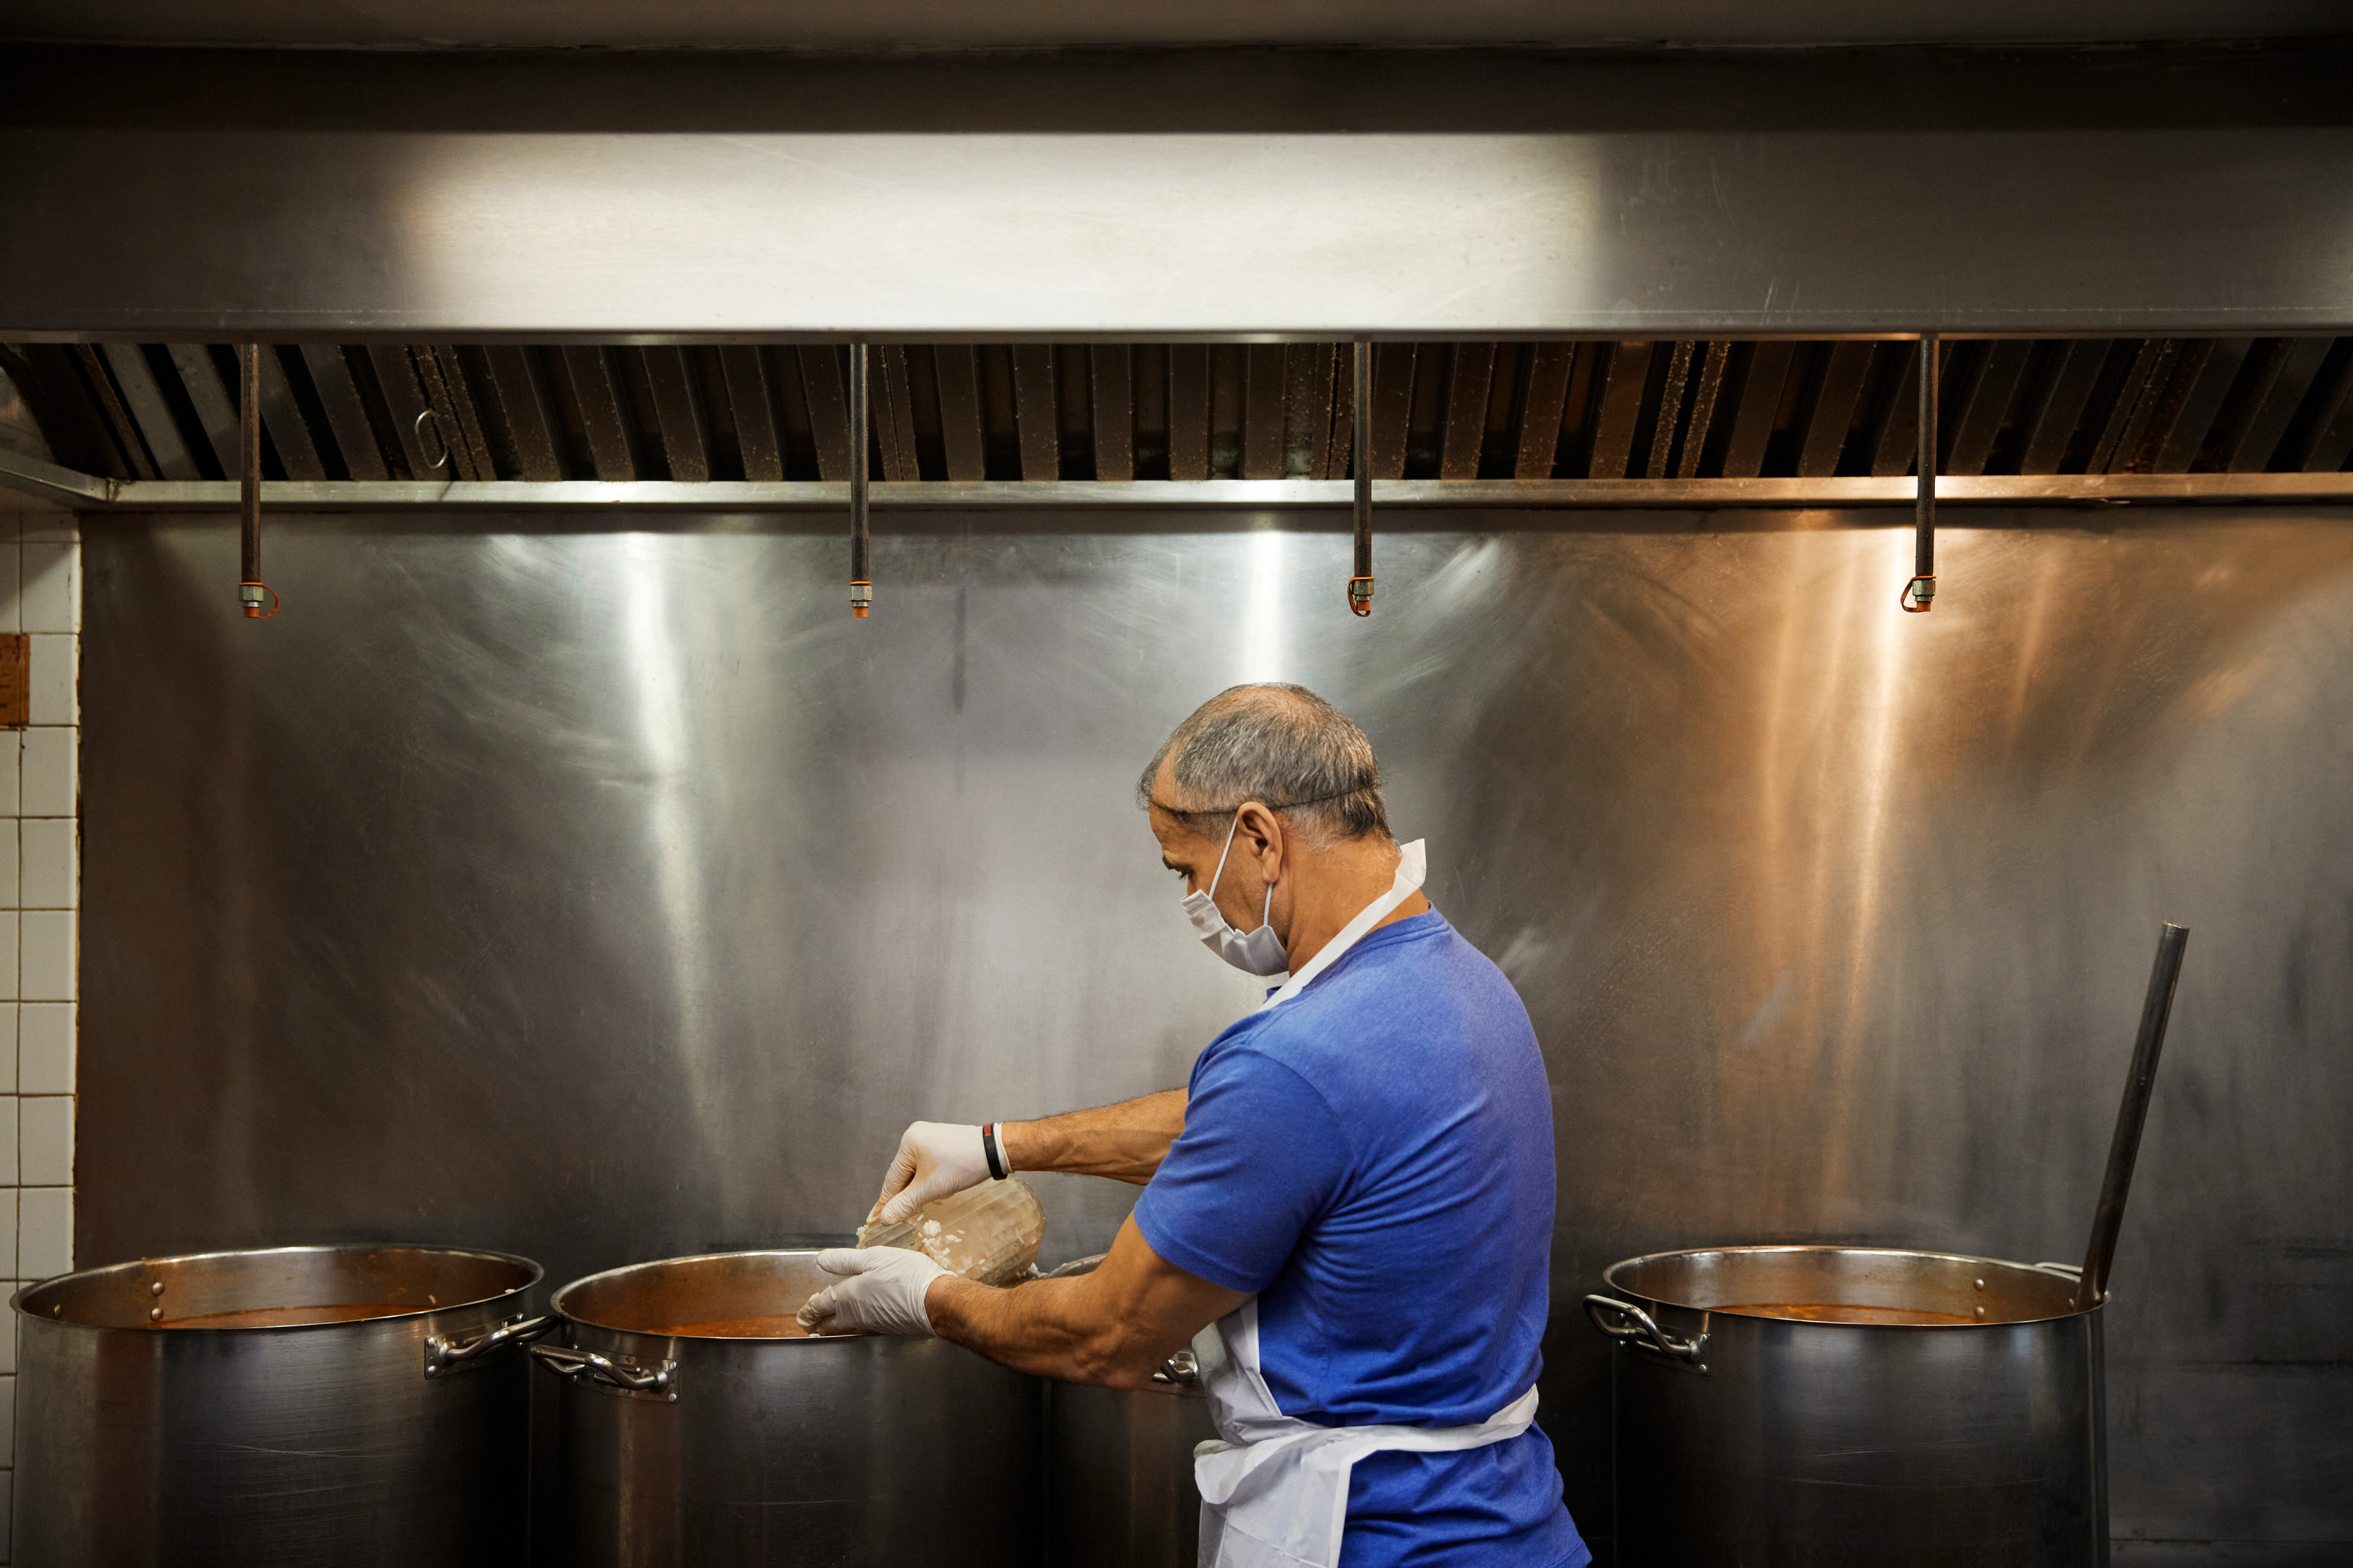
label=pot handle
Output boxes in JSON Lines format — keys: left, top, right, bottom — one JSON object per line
{"left": 424, "top": 1313, "right": 558, "bottom": 1378}
{"left": 530, "top": 1341, "right": 678, "bottom": 1399}
{"left": 1583, "top": 1294, "right": 1709, "bottom": 1363}
{"left": 1152, "top": 1346, "right": 1201, "bottom": 1387}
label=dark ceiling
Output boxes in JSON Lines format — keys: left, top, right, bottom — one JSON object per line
{"left": 0, "top": 0, "right": 2345, "bottom": 49}
{"left": 8, "top": 339, "right": 2350, "bottom": 490}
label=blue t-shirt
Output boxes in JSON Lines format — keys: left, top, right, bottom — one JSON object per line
{"left": 1133, "top": 910, "right": 1587, "bottom": 1568}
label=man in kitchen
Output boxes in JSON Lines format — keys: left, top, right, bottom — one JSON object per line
{"left": 799, "top": 683, "right": 1588, "bottom": 1568}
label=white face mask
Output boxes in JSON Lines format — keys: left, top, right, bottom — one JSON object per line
{"left": 1180, "top": 813, "right": 1290, "bottom": 976}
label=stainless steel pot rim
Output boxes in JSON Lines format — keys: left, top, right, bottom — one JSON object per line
{"left": 8, "top": 1241, "right": 544, "bottom": 1330}
{"left": 552, "top": 1247, "right": 858, "bottom": 1342}
{"left": 1600, "top": 1243, "right": 2098, "bottom": 1325}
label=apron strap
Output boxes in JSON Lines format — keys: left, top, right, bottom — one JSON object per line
{"left": 1194, "top": 1384, "right": 1541, "bottom": 1568}
{"left": 1258, "top": 840, "right": 1426, "bottom": 1012}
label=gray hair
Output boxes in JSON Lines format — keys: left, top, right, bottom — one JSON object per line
{"left": 1137, "top": 684, "right": 1392, "bottom": 845}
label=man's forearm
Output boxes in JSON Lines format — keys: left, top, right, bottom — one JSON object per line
{"left": 1001, "top": 1088, "right": 1186, "bottom": 1184}
{"left": 924, "top": 1274, "right": 1162, "bottom": 1386}
{"left": 921, "top": 1214, "right": 1245, "bottom": 1387}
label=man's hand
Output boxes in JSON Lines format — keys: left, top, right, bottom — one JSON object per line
{"left": 797, "top": 1247, "right": 946, "bottom": 1337}
{"left": 923, "top": 1214, "right": 1248, "bottom": 1387}
{"left": 872, "top": 1121, "right": 992, "bottom": 1225}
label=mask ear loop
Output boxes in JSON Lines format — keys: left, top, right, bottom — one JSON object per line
{"left": 1210, "top": 809, "right": 1278, "bottom": 932}
{"left": 1205, "top": 812, "right": 1243, "bottom": 902}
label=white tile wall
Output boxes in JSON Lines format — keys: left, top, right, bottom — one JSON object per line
{"left": 17, "top": 1190, "right": 69, "bottom": 1280}
{"left": 26, "top": 636, "right": 74, "bottom": 728}
{"left": 19, "top": 821, "right": 68, "bottom": 911}
{"left": 17, "top": 1100, "right": 68, "bottom": 1188}
{"left": 19, "top": 914, "right": 73, "bottom": 1003}
{"left": 19, "top": 733, "right": 70, "bottom": 820}
{"left": 1, "top": 505, "right": 77, "bottom": 1563}
{"left": 18, "top": 1006, "right": 69, "bottom": 1096}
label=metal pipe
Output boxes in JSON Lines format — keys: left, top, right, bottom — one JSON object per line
{"left": 1902, "top": 333, "right": 1937, "bottom": 612}
{"left": 17, "top": 469, "right": 2353, "bottom": 516}
{"left": 237, "top": 345, "right": 274, "bottom": 618}
{"left": 2076, "top": 922, "right": 2191, "bottom": 1307}
{"left": 849, "top": 343, "right": 872, "bottom": 618}
{"left": 1349, "top": 342, "right": 1374, "bottom": 617}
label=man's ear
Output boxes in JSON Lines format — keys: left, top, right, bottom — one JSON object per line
{"left": 1235, "top": 801, "right": 1284, "bottom": 869}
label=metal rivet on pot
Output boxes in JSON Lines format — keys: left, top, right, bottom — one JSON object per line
{"left": 428, "top": 1294, "right": 438, "bottom": 1306}
{"left": 52, "top": 1304, "right": 62, "bottom": 1317}
{"left": 1975, "top": 1306, "right": 1987, "bottom": 1319}
{"left": 1974, "top": 1279, "right": 1985, "bottom": 1290}
{"left": 151, "top": 1281, "right": 166, "bottom": 1295}
{"left": 149, "top": 1307, "right": 164, "bottom": 1322}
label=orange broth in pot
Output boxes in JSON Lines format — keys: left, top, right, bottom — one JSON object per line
{"left": 1711, "top": 1302, "right": 1976, "bottom": 1325}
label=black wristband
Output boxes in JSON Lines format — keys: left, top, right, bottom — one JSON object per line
{"left": 981, "top": 1123, "right": 1008, "bottom": 1181}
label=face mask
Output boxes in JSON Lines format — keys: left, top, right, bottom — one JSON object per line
{"left": 1180, "top": 814, "right": 1290, "bottom": 976}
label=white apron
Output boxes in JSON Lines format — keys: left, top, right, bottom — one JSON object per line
{"left": 1189, "top": 841, "right": 1541, "bottom": 1568}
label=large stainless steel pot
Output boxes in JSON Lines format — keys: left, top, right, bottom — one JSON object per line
{"left": 1045, "top": 1358, "right": 1215, "bottom": 1566}
{"left": 1041, "top": 1253, "right": 1216, "bottom": 1567}
{"left": 538, "top": 1249, "right": 1041, "bottom": 1567}
{"left": 1587, "top": 1246, "right": 2106, "bottom": 1568}
{"left": 12, "top": 1243, "right": 547, "bottom": 1567}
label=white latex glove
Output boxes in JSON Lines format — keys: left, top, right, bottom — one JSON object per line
{"left": 797, "top": 1247, "right": 945, "bottom": 1337}
{"left": 872, "top": 1120, "right": 993, "bottom": 1226}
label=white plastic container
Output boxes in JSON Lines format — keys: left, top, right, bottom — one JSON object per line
{"left": 858, "top": 1178, "right": 1044, "bottom": 1286}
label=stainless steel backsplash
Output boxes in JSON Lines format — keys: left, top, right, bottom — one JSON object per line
{"left": 78, "top": 508, "right": 2353, "bottom": 1558}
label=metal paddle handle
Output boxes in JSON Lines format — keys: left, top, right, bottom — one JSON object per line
{"left": 2076, "top": 922, "right": 2190, "bottom": 1308}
